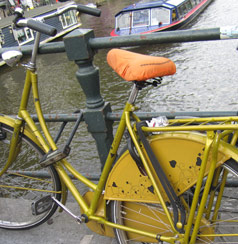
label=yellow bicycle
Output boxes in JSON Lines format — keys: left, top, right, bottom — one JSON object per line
{"left": 1, "top": 4, "right": 238, "bottom": 244}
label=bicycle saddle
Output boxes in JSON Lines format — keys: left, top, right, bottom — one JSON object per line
{"left": 107, "top": 48, "right": 176, "bottom": 81}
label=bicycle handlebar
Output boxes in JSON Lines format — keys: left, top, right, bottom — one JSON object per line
{"left": 77, "top": 4, "right": 101, "bottom": 17}
{"left": 16, "top": 18, "right": 57, "bottom": 36}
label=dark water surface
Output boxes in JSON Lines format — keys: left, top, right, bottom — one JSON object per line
{"left": 0, "top": 0, "right": 238, "bottom": 171}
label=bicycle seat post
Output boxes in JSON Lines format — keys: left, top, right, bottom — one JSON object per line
{"left": 28, "top": 31, "right": 41, "bottom": 71}
{"left": 128, "top": 82, "right": 140, "bottom": 105}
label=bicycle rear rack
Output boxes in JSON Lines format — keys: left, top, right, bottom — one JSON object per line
{"left": 144, "top": 116, "right": 238, "bottom": 133}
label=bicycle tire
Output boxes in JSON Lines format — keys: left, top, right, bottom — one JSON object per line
{"left": 111, "top": 150, "right": 238, "bottom": 243}
{"left": 0, "top": 122, "right": 61, "bottom": 230}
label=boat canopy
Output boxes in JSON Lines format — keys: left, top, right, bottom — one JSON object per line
{"left": 116, "top": 7, "right": 172, "bottom": 29}
{"left": 114, "top": 0, "right": 204, "bottom": 35}
{"left": 115, "top": 1, "right": 174, "bottom": 31}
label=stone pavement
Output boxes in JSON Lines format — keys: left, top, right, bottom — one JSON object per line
{"left": 0, "top": 201, "right": 118, "bottom": 244}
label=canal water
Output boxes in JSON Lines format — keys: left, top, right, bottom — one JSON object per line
{"left": 0, "top": 0, "right": 238, "bottom": 172}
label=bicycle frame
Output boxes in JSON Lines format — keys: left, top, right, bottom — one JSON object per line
{"left": 1, "top": 65, "right": 177, "bottom": 242}
{"left": 2, "top": 25, "right": 238, "bottom": 244}
{"left": 4, "top": 62, "right": 238, "bottom": 242}
{"left": 0, "top": 18, "right": 178, "bottom": 242}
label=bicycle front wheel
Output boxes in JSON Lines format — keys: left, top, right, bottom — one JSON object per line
{"left": 0, "top": 122, "right": 61, "bottom": 229}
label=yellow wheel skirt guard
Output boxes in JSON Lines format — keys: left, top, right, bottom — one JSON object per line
{"left": 104, "top": 132, "right": 238, "bottom": 202}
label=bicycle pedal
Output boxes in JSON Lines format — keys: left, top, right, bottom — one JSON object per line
{"left": 40, "top": 145, "right": 71, "bottom": 167}
{"left": 32, "top": 195, "right": 52, "bottom": 216}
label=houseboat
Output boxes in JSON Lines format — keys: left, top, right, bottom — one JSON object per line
{"left": 0, "top": 1, "right": 83, "bottom": 66}
{"left": 0, "top": 1, "right": 81, "bottom": 49}
{"left": 110, "top": 0, "right": 213, "bottom": 36}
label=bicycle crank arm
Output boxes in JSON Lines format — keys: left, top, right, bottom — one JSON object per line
{"left": 52, "top": 197, "right": 82, "bottom": 224}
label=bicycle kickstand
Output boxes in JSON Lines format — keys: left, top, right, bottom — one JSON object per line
{"left": 52, "top": 197, "right": 83, "bottom": 224}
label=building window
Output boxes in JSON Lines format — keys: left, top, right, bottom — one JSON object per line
{"left": 0, "top": 29, "right": 4, "bottom": 48}
{"left": 13, "top": 27, "right": 34, "bottom": 45}
{"left": 60, "top": 10, "right": 78, "bottom": 29}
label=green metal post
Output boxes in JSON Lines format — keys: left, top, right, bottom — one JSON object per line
{"left": 63, "top": 29, "right": 114, "bottom": 167}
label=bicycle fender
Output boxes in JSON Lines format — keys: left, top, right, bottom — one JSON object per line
{"left": 0, "top": 115, "right": 42, "bottom": 149}
{"left": 104, "top": 132, "right": 238, "bottom": 202}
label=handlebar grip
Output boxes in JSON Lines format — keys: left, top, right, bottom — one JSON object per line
{"left": 77, "top": 4, "right": 101, "bottom": 17}
{"left": 27, "top": 19, "right": 57, "bottom": 36}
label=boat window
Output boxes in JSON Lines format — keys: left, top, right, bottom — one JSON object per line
{"left": 178, "top": 0, "right": 193, "bottom": 16}
{"left": 151, "top": 7, "right": 170, "bottom": 26}
{"left": 190, "top": 0, "right": 197, "bottom": 7}
{"left": 178, "top": 4, "right": 187, "bottom": 16}
{"left": 132, "top": 9, "right": 149, "bottom": 27}
{"left": 116, "top": 12, "right": 131, "bottom": 29}
{"left": 13, "top": 28, "right": 34, "bottom": 45}
{"left": 172, "top": 9, "right": 178, "bottom": 22}
{"left": 185, "top": 0, "right": 193, "bottom": 11}
{"left": 60, "top": 10, "right": 78, "bottom": 29}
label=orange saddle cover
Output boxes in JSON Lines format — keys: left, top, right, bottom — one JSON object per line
{"left": 107, "top": 48, "right": 176, "bottom": 81}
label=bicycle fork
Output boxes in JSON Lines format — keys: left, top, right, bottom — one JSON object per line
{"left": 0, "top": 67, "right": 55, "bottom": 176}
{"left": 0, "top": 117, "right": 24, "bottom": 177}
{"left": 0, "top": 68, "right": 33, "bottom": 177}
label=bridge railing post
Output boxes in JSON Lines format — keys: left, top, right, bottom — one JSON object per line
{"left": 63, "top": 29, "right": 114, "bottom": 167}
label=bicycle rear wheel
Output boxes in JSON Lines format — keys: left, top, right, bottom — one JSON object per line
{"left": 0, "top": 122, "right": 61, "bottom": 229}
{"left": 111, "top": 158, "right": 238, "bottom": 244}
